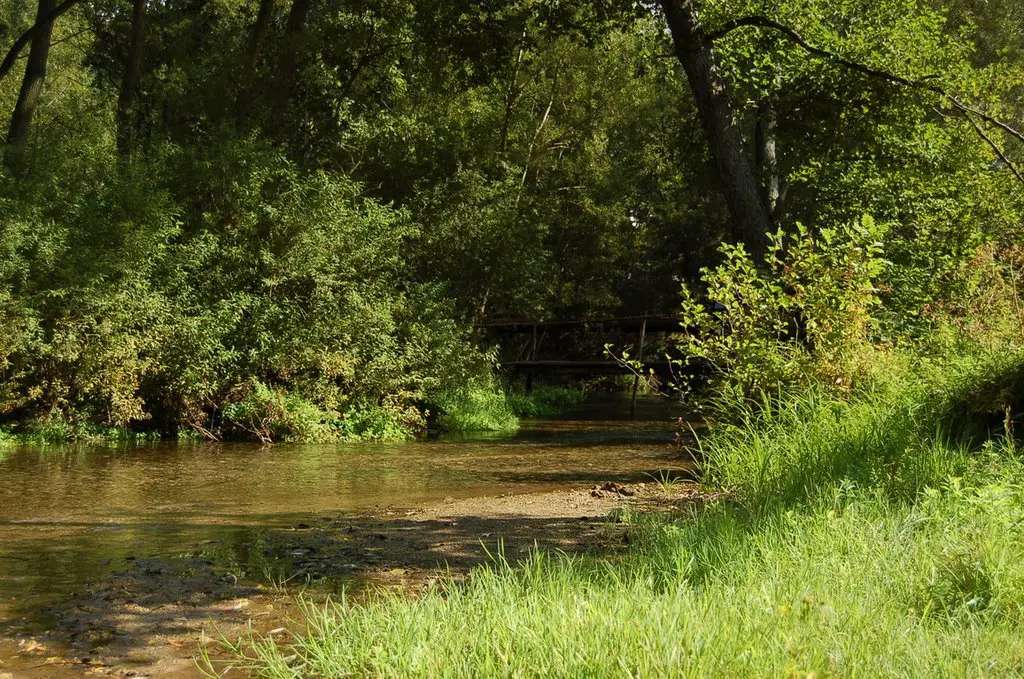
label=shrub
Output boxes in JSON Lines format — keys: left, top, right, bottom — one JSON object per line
{"left": 431, "top": 381, "right": 519, "bottom": 433}
{"left": 0, "top": 140, "right": 493, "bottom": 441}
{"left": 678, "top": 217, "right": 888, "bottom": 401}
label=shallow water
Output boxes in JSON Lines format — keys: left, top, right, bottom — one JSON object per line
{"left": 0, "top": 395, "right": 684, "bottom": 634}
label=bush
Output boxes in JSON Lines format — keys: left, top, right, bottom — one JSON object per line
{"left": 678, "top": 217, "right": 888, "bottom": 402}
{"left": 0, "top": 140, "right": 492, "bottom": 441}
{"left": 431, "top": 381, "right": 519, "bottom": 433}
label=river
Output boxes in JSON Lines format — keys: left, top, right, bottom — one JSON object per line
{"left": 0, "top": 395, "right": 685, "bottom": 676}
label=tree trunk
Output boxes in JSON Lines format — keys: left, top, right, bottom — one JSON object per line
{"left": 6, "top": 0, "right": 56, "bottom": 168}
{"left": 0, "top": 0, "right": 80, "bottom": 84}
{"left": 755, "top": 92, "right": 780, "bottom": 217}
{"left": 272, "top": 0, "right": 313, "bottom": 128}
{"left": 116, "top": 0, "right": 147, "bottom": 154}
{"left": 236, "top": 0, "right": 275, "bottom": 126}
{"left": 659, "top": 0, "right": 772, "bottom": 255}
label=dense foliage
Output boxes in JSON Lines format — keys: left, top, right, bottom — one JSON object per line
{"left": 0, "top": 0, "right": 1021, "bottom": 440}
{"left": 3, "top": 0, "right": 1022, "bottom": 672}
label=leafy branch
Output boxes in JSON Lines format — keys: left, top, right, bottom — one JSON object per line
{"left": 708, "top": 14, "right": 1024, "bottom": 187}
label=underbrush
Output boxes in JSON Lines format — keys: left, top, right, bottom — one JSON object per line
{"left": 228, "top": 345, "right": 1024, "bottom": 677}
{"left": 432, "top": 384, "right": 587, "bottom": 433}
{"left": 505, "top": 385, "right": 586, "bottom": 418}
{"left": 0, "top": 390, "right": 422, "bottom": 444}
{"left": 0, "top": 382, "right": 590, "bottom": 442}
{"left": 432, "top": 383, "right": 520, "bottom": 433}
{"left": 0, "top": 416, "right": 163, "bottom": 445}
{"left": 218, "top": 380, "right": 421, "bottom": 443}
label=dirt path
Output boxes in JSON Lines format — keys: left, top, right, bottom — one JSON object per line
{"left": 0, "top": 481, "right": 701, "bottom": 679}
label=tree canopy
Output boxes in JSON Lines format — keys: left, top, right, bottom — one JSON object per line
{"left": 0, "top": 0, "right": 1020, "bottom": 439}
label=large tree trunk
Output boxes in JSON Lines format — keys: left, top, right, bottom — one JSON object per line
{"left": 0, "top": 0, "right": 80, "bottom": 84}
{"left": 659, "top": 0, "right": 772, "bottom": 255}
{"left": 272, "top": 0, "right": 313, "bottom": 128}
{"left": 236, "top": 0, "right": 276, "bottom": 126}
{"left": 6, "top": 0, "right": 56, "bottom": 168}
{"left": 116, "top": 0, "right": 147, "bottom": 154}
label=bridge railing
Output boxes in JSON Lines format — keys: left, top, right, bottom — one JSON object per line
{"left": 479, "top": 314, "right": 686, "bottom": 413}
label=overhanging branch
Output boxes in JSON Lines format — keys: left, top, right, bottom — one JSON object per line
{"left": 707, "top": 15, "right": 934, "bottom": 88}
{"left": 708, "top": 14, "right": 1024, "bottom": 186}
{"left": 0, "top": 0, "right": 82, "bottom": 83}
{"left": 963, "top": 112, "right": 1024, "bottom": 185}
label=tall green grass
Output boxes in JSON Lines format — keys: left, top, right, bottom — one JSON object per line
{"left": 433, "top": 384, "right": 520, "bottom": 433}
{"left": 234, "top": 471, "right": 1024, "bottom": 677}
{"left": 230, "top": 346, "right": 1024, "bottom": 677}
{"left": 433, "top": 384, "right": 587, "bottom": 433}
{"left": 700, "top": 345, "right": 1024, "bottom": 510}
{"left": 505, "top": 385, "right": 587, "bottom": 418}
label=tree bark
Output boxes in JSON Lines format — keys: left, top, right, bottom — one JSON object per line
{"left": 659, "top": 0, "right": 772, "bottom": 255}
{"left": 116, "top": 0, "right": 147, "bottom": 154}
{"left": 236, "top": 0, "right": 275, "bottom": 126}
{"left": 6, "top": 0, "right": 56, "bottom": 167}
{"left": 755, "top": 92, "right": 779, "bottom": 217}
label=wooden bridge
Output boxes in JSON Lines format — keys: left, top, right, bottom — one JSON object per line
{"left": 482, "top": 314, "right": 685, "bottom": 411}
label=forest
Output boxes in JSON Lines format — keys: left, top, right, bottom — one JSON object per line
{"left": 1, "top": 0, "right": 1024, "bottom": 676}
{"left": 0, "top": 0, "right": 1017, "bottom": 442}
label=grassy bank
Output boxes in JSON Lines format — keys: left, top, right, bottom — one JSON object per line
{"left": 230, "top": 344, "right": 1024, "bottom": 677}
{"left": 0, "top": 420, "right": 165, "bottom": 446}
